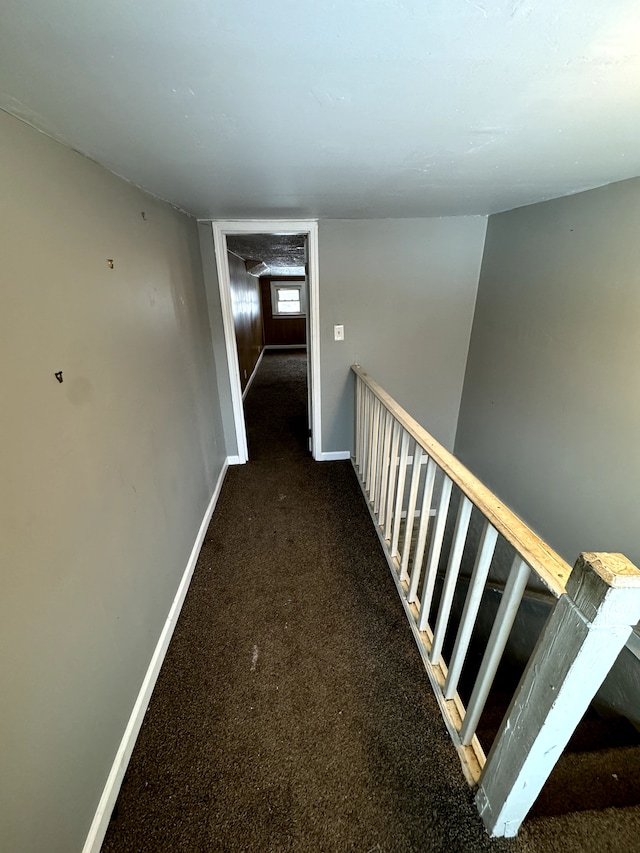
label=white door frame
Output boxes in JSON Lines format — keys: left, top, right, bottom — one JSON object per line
{"left": 210, "top": 220, "right": 322, "bottom": 463}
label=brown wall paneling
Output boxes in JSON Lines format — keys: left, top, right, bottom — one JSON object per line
{"left": 260, "top": 276, "right": 307, "bottom": 346}
{"left": 228, "top": 251, "right": 264, "bottom": 391}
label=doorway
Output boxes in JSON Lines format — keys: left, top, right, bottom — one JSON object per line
{"left": 211, "top": 220, "right": 321, "bottom": 463}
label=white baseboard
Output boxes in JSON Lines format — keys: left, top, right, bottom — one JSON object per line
{"left": 227, "top": 454, "right": 243, "bottom": 465}
{"left": 242, "top": 349, "right": 265, "bottom": 401}
{"left": 316, "top": 450, "right": 351, "bottom": 461}
{"left": 82, "top": 458, "right": 230, "bottom": 853}
{"left": 263, "top": 344, "right": 307, "bottom": 350}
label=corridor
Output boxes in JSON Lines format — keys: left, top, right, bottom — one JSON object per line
{"left": 101, "top": 351, "right": 512, "bottom": 851}
{"left": 101, "top": 352, "right": 640, "bottom": 852}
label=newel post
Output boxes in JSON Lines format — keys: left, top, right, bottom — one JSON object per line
{"left": 475, "top": 552, "right": 640, "bottom": 838}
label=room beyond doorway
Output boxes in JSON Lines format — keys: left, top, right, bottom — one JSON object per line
{"left": 226, "top": 233, "right": 308, "bottom": 386}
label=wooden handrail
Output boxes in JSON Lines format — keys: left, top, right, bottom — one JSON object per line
{"left": 352, "top": 366, "right": 640, "bottom": 835}
{"left": 352, "top": 365, "right": 571, "bottom": 598}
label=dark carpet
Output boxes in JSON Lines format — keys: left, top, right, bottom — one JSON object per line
{"left": 101, "top": 351, "right": 639, "bottom": 852}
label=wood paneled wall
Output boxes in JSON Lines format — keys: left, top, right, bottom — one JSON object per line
{"left": 228, "top": 251, "right": 263, "bottom": 391}
{"left": 260, "top": 276, "right": 307, "bottom": 347}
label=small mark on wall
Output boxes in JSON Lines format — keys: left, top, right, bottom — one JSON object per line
{"left": 54, "top": 371, "right": 63, "bottom": 383}
{"left": 107, "top": 259, "right": 114, "bottom": 269}
{"left": 141, "top": 211, "right": 147, "bottom": 220}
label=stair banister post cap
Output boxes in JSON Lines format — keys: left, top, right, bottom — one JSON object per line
{"left": 567, "top": 552, "right": 640, "bottom": 628}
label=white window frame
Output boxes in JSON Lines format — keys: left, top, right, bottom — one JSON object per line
{"left": 270, "top": 280, "right": 306, "bottom": 318}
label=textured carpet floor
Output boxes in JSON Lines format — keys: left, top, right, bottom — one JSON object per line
{"left": 102, "top": 351, "right": 640, "bottom": 852}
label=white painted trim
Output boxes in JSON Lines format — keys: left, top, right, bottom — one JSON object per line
{"left": 211, "top": 225, "right": 249, "bottom": 463}
{"left": 242, "top": 348, "right": 264, "bottom": 401}
{"left": 307, "top": 223, "right": 322, "bottom": 460}
{"left": 210, "top": 220, "right": 322, "bottom": 461}
{"left": 82, "top": 459, "right": 229, "bottom": 853}
{"left": 317, "top": 450, "right": 351, "bottom": 461}
{"left": 227, "top": 454, "right": 243, "bottom": 466}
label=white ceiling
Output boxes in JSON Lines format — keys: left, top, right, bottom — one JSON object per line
{"left": 2, "top": 0, "right": 640, "bottom": 219}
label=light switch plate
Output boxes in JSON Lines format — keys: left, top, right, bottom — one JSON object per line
{"left": 334, "top": 324, "right": 344, "bottom": 341}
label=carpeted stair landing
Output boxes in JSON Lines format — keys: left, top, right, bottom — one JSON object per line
{"left": 102, "top": 351, "right": 640, "bottom": 852}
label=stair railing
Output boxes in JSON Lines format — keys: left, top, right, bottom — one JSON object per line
{"left": 351, "top": 364, "right": 640, "bottom": 837}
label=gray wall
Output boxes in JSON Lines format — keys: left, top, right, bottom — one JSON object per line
{"left": 456, "top": 177, "right": 640, "bottom": 569}
{"left": 0, "top": 111, "right": 227, "bottom": 853}
{"left": 318, "top": 218, "right": 487, "bottom": 453}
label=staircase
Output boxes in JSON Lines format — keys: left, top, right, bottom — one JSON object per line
{"left": 352, "top": 363, "right": 640, "bottom": 838}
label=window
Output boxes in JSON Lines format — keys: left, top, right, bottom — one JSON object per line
{"left": 270, "top": 281, "right": 306, "bottom": 318}
{"left": 275, "top": 288, "right": 301, "bottom": 313}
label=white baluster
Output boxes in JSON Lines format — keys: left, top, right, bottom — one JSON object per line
{"left": 377, "top": 411, "right": 393, "bottom": 525}
{"left": 362, "top": 387, "right": 373, "bottom": 487}
{"left": 367, "top": 396, "right": 381, "bottom": 496}
{"left": 390, "top": 430, "right": 410, "bottom": 560}
{"left": 355, "top": 377, "right": 364, "bottom": 470}
{"left": 419, "top": 475, "right": 453, "bottom": 631}
{"left": 367, "top": 390, "right": 377, "bottom": 492}
{"left": 400, "top": 445, "right": 423, "bottom": 583}
{"left": 383, "top": 420, "right": 401, "bottom": 543}
{"left": 460, "top": 557, "right": 530, "bottom": 746}
{"left": 430, "top": 495, "right": 473, "bottom": 666}
{"left": 444, "top": 522, "right": 499, "bottom": 700}
{"left": 408, "top": 458, "right": 437, "bottom": 604}
{"left": 373, "top": 406, "right": 387, "bottom": 515}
